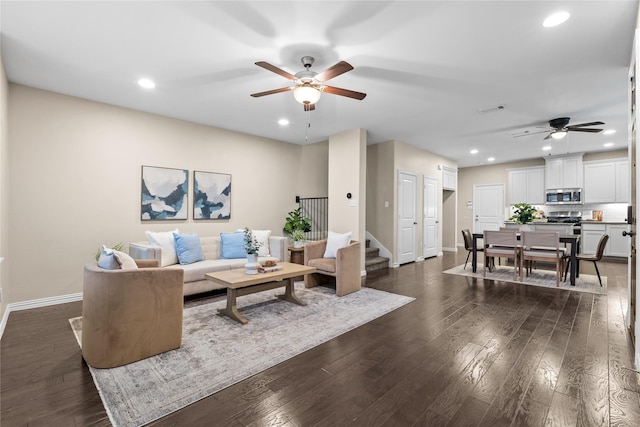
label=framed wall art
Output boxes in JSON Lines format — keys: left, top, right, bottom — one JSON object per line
{"left": 141, "top": 165, "right": 188, "bottom": 220}
{"left": 193, "top": 170, "right": 231, "bottom": 220}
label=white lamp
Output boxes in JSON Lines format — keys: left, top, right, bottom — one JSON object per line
{"left": 293, "top": 83, "right": 321, "bottom": 105}
{"left": 551, "top": 130, "right": 567, "bottom": 140}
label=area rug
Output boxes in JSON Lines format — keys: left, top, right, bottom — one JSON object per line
{"left": 443, "top": 263, "right": 607, "bottom": 295}
{"left": 69, "top": 283, "right": 414, "bottom": 427}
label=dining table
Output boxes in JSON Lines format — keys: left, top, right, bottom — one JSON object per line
{"left": 471, "top": 232, "right": 580, "bottom": 286}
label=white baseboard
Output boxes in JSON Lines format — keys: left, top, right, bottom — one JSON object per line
{"left": 0, "top": 292, "right": 83, "bottom": 340}
{"left": 361, "top": 270, "right": 367, "bottom": 277}
{"left": 442, "top": 247, "right": 458, "bottom": 252}
{"left": 416, "top": 256, "right": 425, "bottom": 262}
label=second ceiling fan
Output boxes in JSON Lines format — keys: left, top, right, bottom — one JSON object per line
{"left": 541, "top": 117, "right": 605, "bottom": 140}
{"left": 250, "top": 56, "right": 367, "bottom": 111}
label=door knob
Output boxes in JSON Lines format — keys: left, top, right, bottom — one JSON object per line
{"left": 622, "top": 230, "right": 635, "bottom": 237}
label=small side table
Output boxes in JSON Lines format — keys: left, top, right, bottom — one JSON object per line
{"left": 288, "top": 246, "right": 305, "bottom": 282}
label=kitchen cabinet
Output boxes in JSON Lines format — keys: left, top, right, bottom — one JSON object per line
{"left": 581, "top": 222, "right": 629, "bottom": 257}
{"left": 583, "top": 159, "right": 629, "bottom": 203}
{"left": 606, "top": 224, "right": 629, "bottom": 257}
{"left": 508, "top": 166, "right": 544, "bottom": 205}
{"left": 545, "top": 154, "right": 583, "bottom": 189}
{"left": 442, "top": 167, "right": 456, "bottom": 191}
{"left": 581, "top": 223, "right": 606, "bottom": 255}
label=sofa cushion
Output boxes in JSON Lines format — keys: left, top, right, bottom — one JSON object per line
{"left": 252, "top": 229, "right": 272, "bottom": 257}
{"left": 166, "top": 260, "right": 232, "bottom": 283}
{"left": 200, "top": 236, "right": 221, "bottom": 260}
{"left": 146, "top": 229, "right": 179, "bottom": 266}
{"left": 308, "top": 257, "right": 337, "bottom": 274}
{"left": 220, "top": 231, "right": 245, "bottom": 259}
{"left": 173, "top": 232, "right": 205, "bottom": 265}
{"left": 323, "top": 231, "right": 352, "bottom": 258}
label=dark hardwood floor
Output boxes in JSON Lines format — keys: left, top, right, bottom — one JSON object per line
{"left": 2, "top": 252, "right": 639, "bottom": 426}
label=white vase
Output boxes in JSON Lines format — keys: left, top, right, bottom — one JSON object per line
{"left": 245, "top": 253, "right": 260, "bottom": 275}
{"left": 293, "top": 240, "right": 304, "bottom": 248}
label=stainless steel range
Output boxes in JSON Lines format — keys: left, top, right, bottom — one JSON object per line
{"left": 546, "top": 211, "right": 582, "bottom": 234}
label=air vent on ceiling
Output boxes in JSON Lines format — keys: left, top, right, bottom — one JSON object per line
{"left": 477, "top": 104, "right": 506, "bottom": 113}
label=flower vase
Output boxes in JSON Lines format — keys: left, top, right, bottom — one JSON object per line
{"left": 245, "top": 253, "right": 260, "bottom": 275}
{"left": 293, "top": 240, "right": 304, "bottom": 248}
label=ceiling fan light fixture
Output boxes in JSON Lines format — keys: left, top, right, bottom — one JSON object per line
{"left": 543, "top": 11, "right": 570, "bottom": 28}
{"left": 293, "top": 84, "right": 321, "bottom": 105}
{"left": 551, "top": 130, "right": 567, "bottom": 140}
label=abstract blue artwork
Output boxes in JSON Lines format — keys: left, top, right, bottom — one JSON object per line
{"left": 141, "top": 166, "right": 188, "bottom": 220}
{"left": 193, "top": 171, "right": 231, "bottom": 220}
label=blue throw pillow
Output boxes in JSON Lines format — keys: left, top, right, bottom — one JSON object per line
{"left": 173, "top": 233, "right": 205, "bottom": 265}
{"left": 220, "top": 231, "right": 246, "bottom": 259}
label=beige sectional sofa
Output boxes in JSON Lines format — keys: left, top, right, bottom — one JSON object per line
{"left": 129, "top": 234, "right": 287, "bottom": 296}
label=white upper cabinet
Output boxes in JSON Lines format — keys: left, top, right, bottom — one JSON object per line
{"left": 584, "top": 158, "right": 629, "bottom": 203}
{"left": 545, "top": 154, "right": 583, "bottom": 189}
{"left": 508, "top": 166, "right": 545, "bottom": 205}
{"left": 442, "top": 167, "right": 457, "bottom": 191}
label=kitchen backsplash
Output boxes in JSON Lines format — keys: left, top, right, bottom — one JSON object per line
{"left": 508, "top": 203, "right": 629, "bottom": 222}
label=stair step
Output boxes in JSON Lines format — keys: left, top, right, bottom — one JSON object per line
{"left": 365, "top": 256, "right": 389, "bottom": 273}
{"left": 365, "top": 246, "right": 380, "bottom": 258}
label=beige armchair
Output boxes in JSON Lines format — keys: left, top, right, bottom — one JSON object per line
{"left": 304, "top": 240, "right": 361, "bottom": 296}
{"left": 81, "top": 260, "right": 184, "bottom": 368}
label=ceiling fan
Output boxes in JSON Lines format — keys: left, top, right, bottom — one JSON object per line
{"left": 250, "top": 56, "right": 367, "bottom": 111}
{"left": 514, "top": 117, "right": 605, "bottom": 140}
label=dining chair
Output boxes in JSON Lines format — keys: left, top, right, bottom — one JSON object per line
{"left": 520, "top": 231, "right": 563, "bottom": 286}
{"left": 564, "top": 234, "right": 609, "bottom": 286}
{"left": 462, "top": 229, "right": 483, "bottom": 269}
{"left": 483, "top": 230, "right": 519, "bottom": 279}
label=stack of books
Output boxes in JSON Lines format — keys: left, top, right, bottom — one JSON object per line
{"left": 258, "top": 264, "right": 282, "bottom": 273}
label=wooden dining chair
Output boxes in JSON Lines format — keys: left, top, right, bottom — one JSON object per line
{"left": 563, "top": 234, "right": 609, "bottom": 286}
{"left": 483, "top": 230, "right": 519, "bottom": 279}
{"left": 462, "top": 229, "right": 483, "bottom": 269}
{"left": 520, "top": 231, "right": 563, "bottom": 286}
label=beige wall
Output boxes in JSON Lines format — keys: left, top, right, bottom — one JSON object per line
{"left": 297, "top": 141, "right": 328, "bottom": 197}
{"left": 328, "top": 128, "right": 367, "bottom": 269}
{"left": 0, "top": 56, "right": 8, "bottom": 318}
{"left": 366, "top": 140, "right": 457, "bottom": 265}
{"left": 7, "top": 84, "right": 308, "bottom": 305}
{"left": 457, "top": 149, "right": 629, "bottom": 246}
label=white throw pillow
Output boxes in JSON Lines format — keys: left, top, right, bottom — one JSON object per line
{"left": 252, "top": 229, "right": 272, "bottom": 257}
{"left": 145, "top": 229, "right": 179, "bottom": 267}
{"left": 114, "top": 250, "right": 139, "bottom": 270}
{"left": 323, "top": 231, "right": 352, "bottom": 258}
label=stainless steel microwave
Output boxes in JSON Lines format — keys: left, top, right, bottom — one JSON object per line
{"left": 545, "top": 188, "right": 583, "bottom": 205}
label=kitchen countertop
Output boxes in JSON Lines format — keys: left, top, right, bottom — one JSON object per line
{"left": 581, "top": 220, "right": 627, "bottom": 225}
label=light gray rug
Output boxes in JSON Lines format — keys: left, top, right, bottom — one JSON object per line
{"left": 69, "top": 283, "right": 414, "bottom": 427}
{"left": 444, "top": 263, "right": 607, "bottom": 295}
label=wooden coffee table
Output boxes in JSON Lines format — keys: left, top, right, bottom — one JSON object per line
{"left": 205, "top": 262, "right": 316, "bottom": 325}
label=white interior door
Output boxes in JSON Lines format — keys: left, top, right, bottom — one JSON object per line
{"left": 423, "top": 176, "right": 438, "bottom": 258}
{"left": 473, "top": 184, "right": 505, "bottom": 233}
{"left": 398, "top": 171, "right": 417, "bottom": 264}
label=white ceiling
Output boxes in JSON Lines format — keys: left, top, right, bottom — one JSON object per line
{"left": 1, "top": 1, "right": 637, "bottom": 168}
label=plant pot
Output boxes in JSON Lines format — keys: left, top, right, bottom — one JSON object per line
{"left": 293, "top": 240, "right": 304, "bottom": 248}
{"left": 245, "top": 253, "right": 260, "bottom": 275}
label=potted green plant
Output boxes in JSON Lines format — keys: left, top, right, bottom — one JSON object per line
{"left": 243, "top": 228, "right": 262, "bottom": 274}
{"left": 284, "top": 207, "right": 311, "bottom": 247}
{"left": 509, "top": 203, "right": 537, "bottom": 225}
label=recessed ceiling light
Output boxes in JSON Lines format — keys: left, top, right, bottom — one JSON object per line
{"left": 542, "top": 145, "right": 552, "bottom": 151}
{"left": 138, "top": 78, "right": 155, "bottom": 89}
{"left": 470, "top": 149, "right": 478, "bottom": 154}
{"left": 604, "top": 142, "right": 615, "bottom": 147}
{"left": 487, "top": 157, "right": 495, "bottom": 162}
{"left": 603, "top": 129, "right": 616, "bottom": 135}
{"left": 543, "top": 11, "right": 570, "bottom": 28}
{"left": 278, "top": 119, "right": 290, "bottom": 126}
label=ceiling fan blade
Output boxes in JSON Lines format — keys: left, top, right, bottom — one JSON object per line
{"left": 568, "top": 128, "right": 603, "bottom": 133}
{"left": 544, "top": 133, "right": 553, "bottom": 140}
{"left": 303, "top": 103, "right": 316, "bottom": 112}
{"left": 567, "top": 121, "right": 605, "bottom": 128}
{"left": 512, "top": 129, "right": 550, "bottom": 138}
{"left": 315, "top": 61, "right": 354, "bottom": 82}
{"left": 323, "top": 85, "right": 367, "bottom": 100}
{"left": 250, "top": 87, "right": 293, "bottom": 97}
{"left": 255, "top": 61, "right": 297, "bottom": 81}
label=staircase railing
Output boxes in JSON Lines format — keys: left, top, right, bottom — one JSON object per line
{"left": 297, "top": 196, "right": 328, "bottom": 241}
